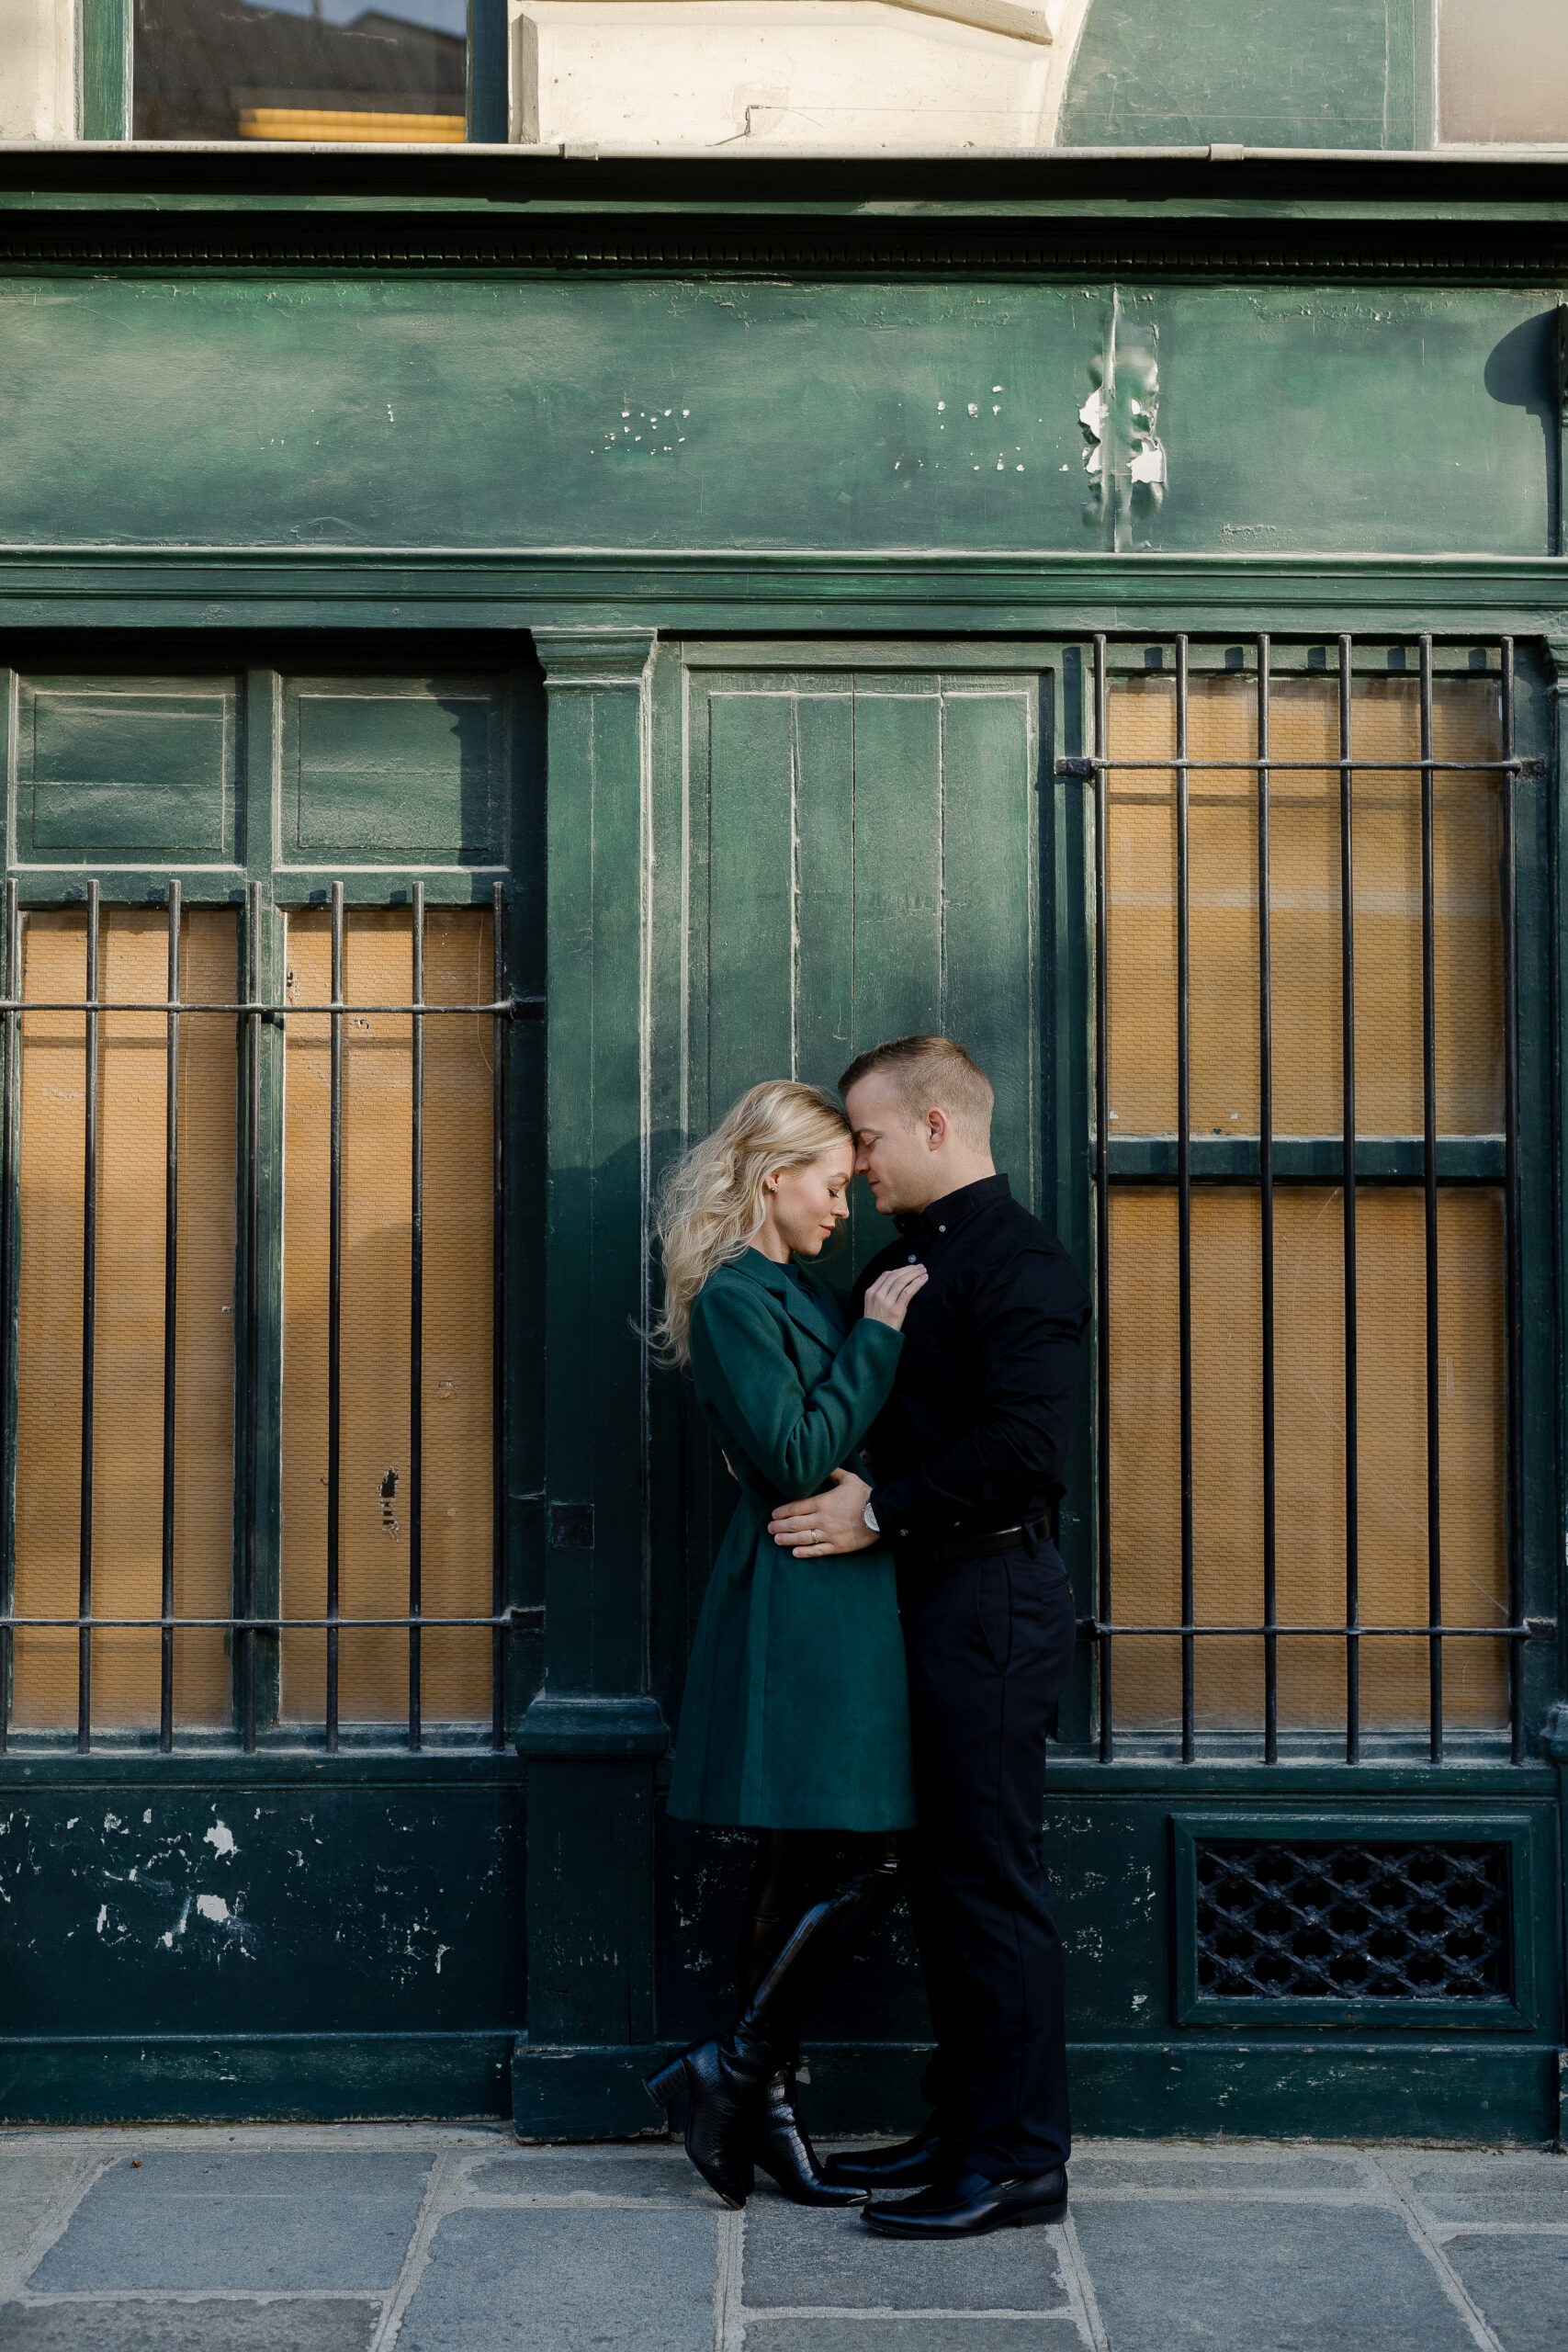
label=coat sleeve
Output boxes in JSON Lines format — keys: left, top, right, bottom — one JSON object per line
{"left": 689, "top": 1278, "right": 904, "bottom": 1499}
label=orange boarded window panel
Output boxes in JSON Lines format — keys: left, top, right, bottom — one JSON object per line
{"left": 11, "top": 910, "right": 237, "bottom": 1733}
{"left": 1102, "top": 666, "right": 1508, "bottom": 1736}
{"left": 280, "top": 905, "right": 494, "bottom": 1728}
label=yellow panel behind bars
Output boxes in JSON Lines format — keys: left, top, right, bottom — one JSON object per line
{"left": 12, "top": 911, "right": 237, "bottom": 1731}
{"left": 1106, "top": 673, "right": 1505, "bottom": 1136}
{"left": 1104, "top": 673, "right": 1508, "bottom": 1731}
{"left": 281, "top": 908, "right": 494, "bottom": 1725}
{"left": 1107, "top": 1186, "right": 1507, "bottom": 1732}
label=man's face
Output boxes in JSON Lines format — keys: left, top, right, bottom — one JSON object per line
{"left": 844, "top": 1070, "right": 941, "bottom": 1217}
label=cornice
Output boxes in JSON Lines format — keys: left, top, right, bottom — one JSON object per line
{"left": 0, "top": 214, "right": 1564, "bottom": 280}
{"left": 1, "top": 145, "right": 1567, "bottom": 279}
{"left": 0, "top": 549, "right": 1564, "bottom": 638}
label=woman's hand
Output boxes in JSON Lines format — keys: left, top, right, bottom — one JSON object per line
{"left": 863, "top": 1263, "right": 929, "bottom": 1330}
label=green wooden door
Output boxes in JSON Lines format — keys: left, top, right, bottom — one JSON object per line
{"left": 655, "top": 646, "right": 1063, "bottom": 2052}
{"left": 684, "top": 656, "right": 1047, "bottom": 1226}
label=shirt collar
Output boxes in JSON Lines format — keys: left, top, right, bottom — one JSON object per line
{"left": 894, "top": 1172, "right": 1010, "bottom": 1238}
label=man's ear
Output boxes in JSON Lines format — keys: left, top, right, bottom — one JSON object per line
{"left": 926, "top": 1107, "right": 948, "bottom": 1151}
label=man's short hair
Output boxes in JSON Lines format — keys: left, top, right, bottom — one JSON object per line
{"left": 839, "top": 1035, "right": 995, "bottom": 1148}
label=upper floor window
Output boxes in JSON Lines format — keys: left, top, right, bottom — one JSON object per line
{"left": 132, "top": 0, "right": 467, "bottom": 143}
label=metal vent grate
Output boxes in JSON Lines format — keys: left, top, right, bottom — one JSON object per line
{"left": 1194, "top": 1839, "right": 1511, "bottom": 2002}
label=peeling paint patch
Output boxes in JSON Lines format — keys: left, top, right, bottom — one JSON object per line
{"left": 196, "top": 1894, "right": 231, "bottom": 1924}
{"left": 96, "top": 1904, "right": 108, "bottom": 1934}
{"left": 204, "top": 1821, "right": 238, "bottom": 1861}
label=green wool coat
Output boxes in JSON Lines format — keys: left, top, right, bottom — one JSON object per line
{"left": 666, "top": 1248, "right": 918, "bottom": 1832}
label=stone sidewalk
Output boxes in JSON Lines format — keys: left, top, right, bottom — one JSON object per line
{"left": 0, "top": 2126, "right": 1563, "bottom": 2351}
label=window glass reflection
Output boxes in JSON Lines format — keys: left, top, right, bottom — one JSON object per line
{"left": 133, "top": 0, "right": 468, "bottom": 143}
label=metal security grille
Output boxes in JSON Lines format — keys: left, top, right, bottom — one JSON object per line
{"left": 1070, "top": 634, "right": 1539, "bottom": 1767}
{"left": 0, "top": 877, "right": 536, "bottom": 1757}
{"left": 1194, "top": 1838, "right": 1511, "bottom": 2003}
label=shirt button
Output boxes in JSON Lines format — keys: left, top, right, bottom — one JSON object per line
{"left": 907, "top": 1254, "right": 918, "bottom": 1264}
{"left": 938, "top": 1225, "right": 946, "bottom": 1233}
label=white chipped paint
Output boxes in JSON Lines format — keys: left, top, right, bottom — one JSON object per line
{"left": 96, "top": 1904, "right": 107, "bottom": 1933}
{"left": 160, "top": 1930, "right": 174, "bottom": 1949}
{"left": 196, "top": 1894, "right": 231, "bottom": 1924}
{"left": 1078, "top": 381, "right": 1109, "bottom": 474}
{"left": 142, "top": 1809, "right": 152, "bottom": 1825}
{"left": 103, "top": 1812, "right": 123, "bottom": 1831}
{"left": 64, "top": 1816, "right": 77, "bottom": 1829}
{"left": 203, "top": 1821, "right": 238, "bottom": 1860}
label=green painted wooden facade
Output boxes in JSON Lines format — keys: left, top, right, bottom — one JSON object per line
{"left": 0, "top": 114, "right": 1566, "bottom": 2143}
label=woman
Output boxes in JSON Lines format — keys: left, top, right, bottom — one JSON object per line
{"left": 647, "top": 1080, "right": 927, "bottom": 2210}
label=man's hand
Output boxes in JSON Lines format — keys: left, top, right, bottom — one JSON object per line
{"left": 768, "top": 1467, "right": 876, "bottom": 1558}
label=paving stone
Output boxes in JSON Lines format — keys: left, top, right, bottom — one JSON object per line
{"left": 1441, "top": 2231, "right": 1568, "bottom": 2352}
{"left": 0, "top": 2153, "right": 92, "bottom": 2279}
{"left": 746, "top": 2323, "right": 1084, "bottom": 2352}
{"left": 396, "top": 2205, "right": 716, "bottom": 2352}
{"left": 1072, "top": 2154, "right": 1365, "bottom": 2193}
{"left": 741, "top": 2199, "right": 1070, "bottom": 2313}
{"left": 468, "top": 2152, "right": 713, "bottom": 2203}
{"left": 1409, "top": 2159, "right": 1568, "bottom": 2227}
{"left": 0, "top": 2301, "right": 378, "bottom": 2351}
{"left": 28, "top": 2153, "right": 432, "bottom": 2294}
{"left": 1071, "top": 2197, "right": 1478, "bottom": 2352}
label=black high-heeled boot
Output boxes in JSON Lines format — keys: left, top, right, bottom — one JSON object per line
{"left": 647, "top": 1837, "right": 906, "bottom": 2208}
{"left": 734, "top": 1837, "right": 868, "bottom": 2207}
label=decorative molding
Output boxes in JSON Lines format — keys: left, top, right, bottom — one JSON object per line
{"left": 514, "top": 1691, "right": 671, "bottom": 1756}
{"left": 0, "top": 550, "right": 1564, "bottom": 637}
{"left": 533, "top": 628, "right": 658, "bottom": 687}
{"left": 3, "top": 217, "right": 1567, "bottom": 278}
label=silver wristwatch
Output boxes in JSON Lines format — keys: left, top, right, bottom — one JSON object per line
{"left": 863, "top": 1499, "right": 879, "bottom": 1534}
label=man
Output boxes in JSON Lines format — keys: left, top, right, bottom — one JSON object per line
{"left": 767, "top": 1035, "right": 1089, "bottom": 2241}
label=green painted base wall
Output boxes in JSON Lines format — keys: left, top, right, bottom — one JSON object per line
{"left": 513, "top": 2039, "right": 1562, "bottom": 2147}
{"left": 0, "top": 1762, "right": 525, "bottom": 2122}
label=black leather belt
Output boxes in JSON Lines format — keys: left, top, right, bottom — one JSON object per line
{"left": 903, "top": 1518, "right": 1051, "bottom": 1566}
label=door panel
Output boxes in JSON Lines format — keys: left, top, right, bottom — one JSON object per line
{"left": 689, "top": 662, "right": 1043, "bottom": 1228}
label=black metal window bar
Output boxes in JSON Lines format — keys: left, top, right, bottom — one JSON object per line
{"left": 1080, "top": 634, "right": 1536, "bottom": 1768}
{"left": 0, "top": 877, "right": 537, "bottom": 1757}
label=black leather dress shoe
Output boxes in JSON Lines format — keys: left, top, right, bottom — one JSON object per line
{"left": 863, "top": 2163, "right": 1067, "bottom": 2238}
{"left": 821, "top": 2118, "right": 956, "bottom": 2192}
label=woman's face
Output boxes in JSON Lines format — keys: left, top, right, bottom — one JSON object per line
{"left": 762, "top": 1145, "right": 853, "bottom": 1259}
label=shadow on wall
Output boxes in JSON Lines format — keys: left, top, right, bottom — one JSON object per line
{"left": 1484, "top": 311, "right": 1566, "bottom": 560}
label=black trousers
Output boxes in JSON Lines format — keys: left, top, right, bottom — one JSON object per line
{"left": 900, "top": 1537, "right": 1077, "bottom": 2179}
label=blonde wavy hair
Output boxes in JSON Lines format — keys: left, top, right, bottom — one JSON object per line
{"left": 652, "top": 1080, "right": 853, "bottom": 1365}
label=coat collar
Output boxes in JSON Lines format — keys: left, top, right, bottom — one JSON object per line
{"left": 732, "top": 1248, "right": 845, "bottom": 1348}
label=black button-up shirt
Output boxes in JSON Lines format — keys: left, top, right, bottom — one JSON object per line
{"left": 848, "top": 1173, "right": 1090, "bottom": 1548}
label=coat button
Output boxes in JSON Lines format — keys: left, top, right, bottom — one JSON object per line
{"left": 907, "top": 1254, "right": 918, "bottom": 1263}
